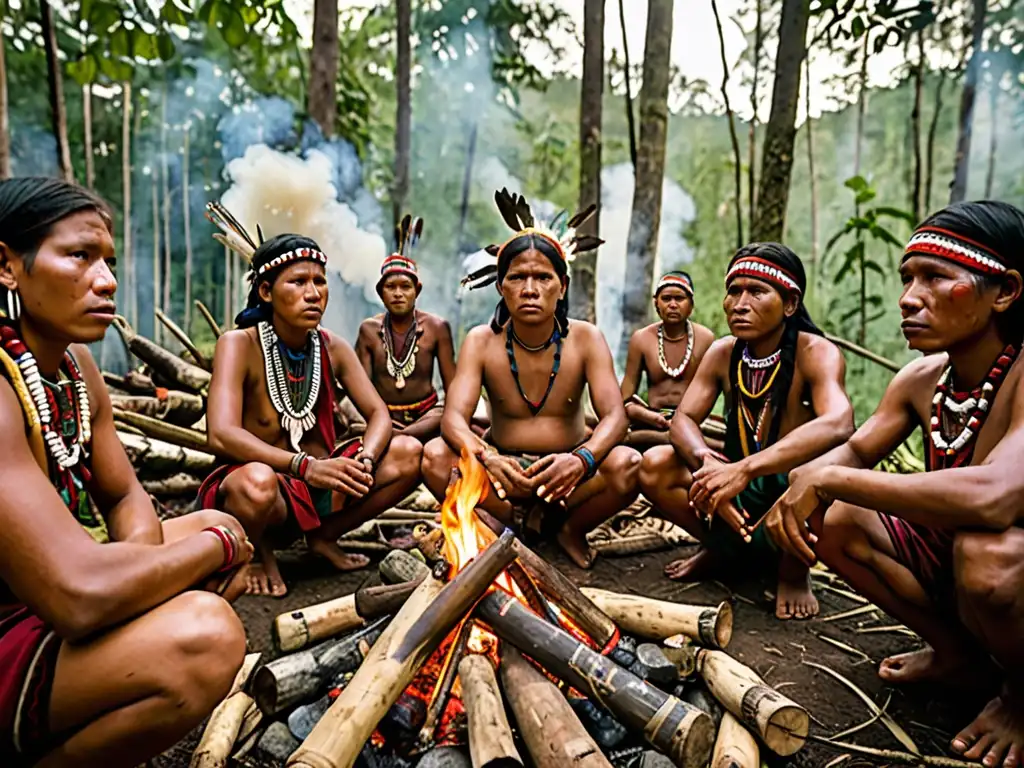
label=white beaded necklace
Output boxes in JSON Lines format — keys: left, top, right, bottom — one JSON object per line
{"left": 742, "top": 346, "right": 782, "bottom": 369}
{"left": 15, "top": 350, "right": 91, "bottom": 469}
{"left": 657, "top": 320, "right": 694, "bottom": 379}
{"left": 258, "top": 321, "right": 322, "bottom": 451}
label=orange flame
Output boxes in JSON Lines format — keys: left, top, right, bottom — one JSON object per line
{"left": 441, "top": 449, "right": 496, "bottom": 571}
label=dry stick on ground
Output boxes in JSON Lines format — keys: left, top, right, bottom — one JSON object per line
{"left": 273, "top": 579, "right": 424, "bottom": 653}
{"left": 118, "top": 432, "right": 216, "bottom": 476}
{"left": 111, "top": 317, "right": 212, "bottom": 394}
{"left": 806, "top": 735, "right": 979, "bottom": 768}
{"left": 580, "top": 588, "right": 733, "bottom": 648}
{"left": 500, "top": 647, "right": 612, "bottom": 768}
{"left": 112, "top": 408, "right": 209, "bottom": 454}
{"left": 155, "top": 308, "right": 209, "bottom": 370}
{"left": 109, "top": 390, "right": 205, "bottom": 426}
{"left": 459, "top": 654, "right": 523, "bottom": 768}
{"left": 190, "top": 653, "right": 261, "bottom": 768}
{"left": 195, "top": 300, "right": 223, "bottom": 338}
{"left": 288, "top": 532, "right": 518, "bottom": 768}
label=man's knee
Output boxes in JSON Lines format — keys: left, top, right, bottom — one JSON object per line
{"left": 388, "top": 435, "right": 423, "bottom": 475}
{"left": 638, "top": 445, "right": 676, "bottom": 493}
{"left": 603, "top": 446, "right": 642, "bottom": 496}
{"left": 955, "top": 529, "right": 1024, "bottom": 613}
{"left": 224, "top": 463, "right": 279, "bottom": 517}
{"left": 817, "top": 502, "right": 873, "bottom": 566}
{"left": 421, "top": 437, "right": 455, "bottom": 481}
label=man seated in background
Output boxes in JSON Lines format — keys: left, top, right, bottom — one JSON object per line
{"left": 422, "top": 190, "right": 640, "bottom": 569}
{"left": 202, "top": 225, "right": 421, "bottom": 596}
{"left": 641, "top": 243, "right": 853, "bottom": 619}
{"left": 620, "top": 271, "right": 714, "bottom": 451}
{"left": 356, "top": 216, "right": 456, "bottom": 444}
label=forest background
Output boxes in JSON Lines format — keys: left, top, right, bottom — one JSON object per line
{"left": 1, "top": 0, "right": 1022, "bottom": 423}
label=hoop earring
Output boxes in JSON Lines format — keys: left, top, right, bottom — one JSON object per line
{"left": 3, "top": 288, "right": 19, "bottom": 321}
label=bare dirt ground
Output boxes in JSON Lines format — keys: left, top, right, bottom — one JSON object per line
{"left": 155, "top": 539, "right": 983, "bottom": 768}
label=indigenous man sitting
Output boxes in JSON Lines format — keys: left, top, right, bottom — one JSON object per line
{"left": 765, "top": 202, "right": 1024, "bottom": 767}
{"left": 201, "top": 214, "right": 421, "bottom": 597}
{"left": 640, "top": 243, "right": 853, "bottom": 619}
{"left": 422, "top": 189, "right": 641, "bottom": 569}
{"left": 0, "top": 178, "right": 250, "bottom": 767}
{"left": 356, "top": 216, "right": 456, "bottom": 443}
{"left": 620, "top": 271, "right": 714, "bottom": 450}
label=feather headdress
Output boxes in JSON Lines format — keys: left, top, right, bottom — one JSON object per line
{"left": 205, "top": 200, "right": 261, "bottom": 263}
{"left": 377, "top": 214, "right": 425, "bottom": 296}
{"left": 461, "top": 188, "right": 603, "bottom": 290}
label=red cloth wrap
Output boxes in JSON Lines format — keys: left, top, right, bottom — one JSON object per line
{"left": 878, "top": 513, "right": 955, "bottom": 601}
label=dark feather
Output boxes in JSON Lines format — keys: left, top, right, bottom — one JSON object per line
{"left": 398, "top": 214, "right": 412, "bottom": 255}
{"left": 207, "top": 201, "right": 257, "bottom": 250}
{"left": 462, "top": 264, "right": 497, "bottom": 284}
{"left": 513, "top": 194, "right": 534, "bottom": 228}
{"left": 410, "top": 217, "right": 424, "bottom": 250}
{"left": 494, "top": 188, "right": 523, "bottom": 232}
{"left": 572, "top": 235, "right": 604, "bottom": 253}
{"left": 256, "top": 223, "right": 266, "bottom": 245}
{"left": 484, "top": 244, "right": 500, "bottom": 256}
{"left": 567, "top": 204, "right": 597, "bottom": 231}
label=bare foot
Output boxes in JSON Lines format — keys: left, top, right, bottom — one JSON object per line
{"left": 246, "top": 562, "right": 288, "bottom": 598}
{"left": 878, "top": 645, "right": 977, "bottom": 686}
{"left": 664, "top": 547, "right": 718, "bottom": 582}
{"left": 952, "top": 691, "right": 1024, "bottom": 768}
{"left": 557, "top": 525, "right": 596, "bottom": 569}
{"left": 307, "top": 537, "right": 371, "bottom": 572}
{"left": 776, "top": 563, "right": 819, "bottom": 620}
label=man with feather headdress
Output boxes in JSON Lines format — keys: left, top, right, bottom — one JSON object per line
{"left": 199, "top": 204, "right": 423, "bottom": 596}
{"left": 355, "top": 216, "right": 456, "bottom": 443}
{"left": 422, "top": 190, "right": 641, "bottom": 569}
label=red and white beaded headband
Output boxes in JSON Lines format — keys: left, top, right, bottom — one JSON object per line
{"left": 655, "top": 274, "right": 693, "bottom": 298}
{"left": 255, "top": 247, "right": 328, "bottom": 277}
{"left": 381, "top": 255, "right": 420, "bottom": 278}
{"left": 904, "top": 226, "right": 1007, "bottom": 276}
{"left": 725, "top": 257, "right": 801, "bottom": 294}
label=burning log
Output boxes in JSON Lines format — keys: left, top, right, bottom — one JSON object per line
{"left": 274, "top": 580, "right": 424, "bottom": 652}
{"left": 112, "top": 317, "right": 212, "bottom": 394}
{"left": 109, "top": 390, "right": 205, "bottom": 426}
{"left": 418, "top": 620, "right": 472, "bottom": 748}
{"left": 475, "top": 508, "right": 617, "bottom": 649}
{"left": 380, "top": 549, "right": 432, "bottom": 584}
{"left": 287, "top": 531, "right": 518, "bottom": 768}
{"left": 190, "top": 653, "right": 261, "bottom": 768}
{"left": 256, "top": 722, "right": 302, "bottom": 764}
{"left": 118, "top": 432, "right": 216, "bottom": 476}
{"left": 695, "top": 649, "right": 808, "bottom": 756}
{"left": 418, "top": 748, "right": 471, "bottom": 768}
{"left": 478, "top": 590, "right": 715, "bottom": 767}
{"left": 580, "top": 589, "right": 733, "bottom": 649}
{"left": 113, "top": 408, "right": 209, "bottom": 453}
{"left": 142, "top": 473, "right": 202, "bottom": 497}
{"left": 253, "top": 617, "right": 388, "bottom": 716}
{"left": 711, "top": 712, "right": 760, "bottom": 768}
{"left": 500, "top": 647, "right": 612, "bottom": 768}
{"left": 155, "top": 307, "right": 211, "bottom": 370}
{"left": 631, "top": 643, "right": 679, "bottom": 686}
{"left": 458, "top": 655, "right": 523, "bottom": 768}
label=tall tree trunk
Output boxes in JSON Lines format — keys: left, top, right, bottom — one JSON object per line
{"left": 748, "top": 0, "right": 763, "bottom": 233}
{"left": 619, "top": 0, "right": 674, "bottom": 354}
{"left": 984, "top": 85, "right": 998, "bottom": 198}
{"left": 924, "top": 74, "right": 945, "bottom": 214}
{"left": 950, "top": 0, "right": 987, "bottom": 203}
{"left": 161, "top": 89, "right": 172, "bottom": 340}
{"left": 122, "top": 82, "right": 134, "bottom": 327}
{"left": 711, "top": 0, "right": 744, "bottom": 250}
{"left": 83, "top": 84, "right": 94, "bottom": 188}
{"left": 805, "top": 56, "right": 819, "bottom": 290}
{"left": 152, "top": 167, "right": 160, "bottom": 336}
{"left": 393, "top": 0, "right": 411, "bottom": 229}
{"left": 182, "top": 126, "right": 193, "bottom": 334}
{"left": 570, "top": 0, "right": 605, "bottom": 324}
{"left": 223, "top": 245, "right": 233, "bottom": 328}
{"left": 853, "top": 33, "right": 869, "bottom": 178}
{"left": 0, "top": 33, "right": 9, "bottom": 179}
{"left": 40, "top": 0, "right": 74, "bottom": 182}
{"left": 751, "top": 0, "right": 809, "bottom": 242}
{"left": 456, "top": 121, "right": 478, "bottom": 248}
{"left": 308, "top": 0, "right": 339, "bottom": 137}
{"left": 617, "top": 0, "right": 637, "bottom": 170}
{"left": 910, "top": 30, "right": 924, "bottom": 223}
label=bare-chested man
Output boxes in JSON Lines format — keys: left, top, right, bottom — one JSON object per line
{"left": 640, "top": 243, "right": 853, "bottom": 619}
{"left": 621, "top": 271, "right": 714, "bottom": 450}
{"left": 765, "top": 202, "right": 1024, "bottom": 767}
{"left": 0, "top": 178, "right": 250, "bottom": 767}
{"left": 202, "top": 228, "right": 422, "bottom": 596}
{"left": 356, "top": 218, "right": 456, "bottom": 443}
{"left": 422, "top": 190, "right": 640, "bottom": 569}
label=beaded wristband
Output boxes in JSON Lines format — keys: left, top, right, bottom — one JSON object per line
{"left": 572, "top": 446, "right": 598, "bottom": 480}
{"left": 290, "top": 451, "right": 309, "bottom": 478}
{"left": 204, "top": 525, "right": 237, "bottom": 572}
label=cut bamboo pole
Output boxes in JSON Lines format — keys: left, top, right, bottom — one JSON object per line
{"left": 379, "top": 549, "right": 431, "bottom": 584}
{"left": 712, "top": 712, "right": 760, "bottom": 768}
{"left": 195, "top": 299, "right": 223, "bottom": 338}
{"left": 111, "top": 318, "right": 211, "bottom": 394}
{"left": 113, "top": 407, "right": 209, "bottom": 454}
{"left": 500, "top": 647, "right": 611, "bottom": 768}
{"left": 118, "top": 432, "right": 216, "bottom": 476}
{"left": 109, "top": 391, "right": 205, "bottom": 426}
{"left": 478, "top": 590, "right": 715, "bottom": 767}
{"left": 253, "top": 617, "right": 388, "bottom": 716}
{"left": 288, "top": 531, "right": 518, "bottom": 768}
{"left": 696, "top": 649, "right": 808, "bottom": 756}
{"left": 273, "top": 579, "right": 423, "bottom": 652}
{"left": 475, "top": 508, "right": 617, "bottom": 649}
{"left": 142, "top": 473, "right": 202, "bottom": 497}
{"left": 155, "top": 307, "right": 209, "bottom": 370}
{"left": 190, "top": 653, "right": 261, "bottom": 768}
{"left": 459, "top": 654, "right": 523, "bottom": 768}
{"left": 581, "top": 589, "right": 733, "bottom": 648}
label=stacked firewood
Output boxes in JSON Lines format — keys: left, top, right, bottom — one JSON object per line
{"left": 190, "top": 515, "right": 809, "bottom": 768}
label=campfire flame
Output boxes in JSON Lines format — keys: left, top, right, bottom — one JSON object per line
{"left": 440, "top": 449, "right": 496, "bottom": 570}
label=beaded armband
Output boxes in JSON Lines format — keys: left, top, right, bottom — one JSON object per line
{"left": 572, "top": 446, "right": 598, "bottom": 480}
{"left": 290, "top": 450, "right": 311, "bottom": 479}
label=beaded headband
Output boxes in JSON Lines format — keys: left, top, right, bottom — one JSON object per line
{"left": 726, "top": 257, "right": 801, "bottom": 294}
{"left": 255, "top": 247, "right": 328, "bottom": 277}
{"left": 381, "top": 254, "right": 420, "bottom": 279}
{"left": 904, "top": 226, "right": 1007, "bottom": 276}
{"left": 496, "top": 227, "right": 568, "bottom": 262}
{"left": 655, "top": 274, "right": 693, "bottom": 298}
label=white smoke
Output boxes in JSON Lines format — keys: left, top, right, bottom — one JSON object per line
{"left": 597, "top": 163, "right": 696, "bottom": 364}
{"left": 219, "top": 143, "right": 388, "bottom": 304}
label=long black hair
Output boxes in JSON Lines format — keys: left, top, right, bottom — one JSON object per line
{"left": 490, "top": 232, "right": 571, "bottom": 336}
{"left": 235, "top": 233, "right": 324, "bottom": 329}
{"left": 916, "top": 200, "right": 1024, "bottom": 344}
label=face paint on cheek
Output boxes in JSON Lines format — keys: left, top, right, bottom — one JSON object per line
{"left": 950, "top": 282, "right": 973, "bottom": 300}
